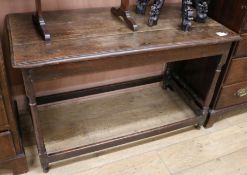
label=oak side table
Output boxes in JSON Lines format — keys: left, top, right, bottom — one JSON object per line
{"left": 3, "top": 4, "right": 239, "bottom": 173}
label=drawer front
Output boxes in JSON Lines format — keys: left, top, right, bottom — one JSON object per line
{"left": 0, "top": 131, "right": 16, "bottom": 160}
{"left": 235, "top": 34, "right": 247, "bottom": 58}
{"left": 225, "top": 57, "right": 247, "bottom": 85}
{"left": 216, "top": 81, "right": 247, "bottom": 109}
{"left": 0, "top": 95, "right": 8, "bottom": 128}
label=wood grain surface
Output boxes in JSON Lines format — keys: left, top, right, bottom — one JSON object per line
{"left": 0, "top": 0, "right": 179, "bottom": 36}
{"left": 7, "top": 5, "right": 238, "bottom": 68}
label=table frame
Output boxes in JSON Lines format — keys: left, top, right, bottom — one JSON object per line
{"left": 20, "top": 41, "right": 232, "bottom": 173}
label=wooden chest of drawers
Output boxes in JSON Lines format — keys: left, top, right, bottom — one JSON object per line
{"left": 0, "top": 131, "right": 16, "bottom": 161}
{"left": 0, "top": 94, "right": 8, "bottom": 128}
{"left": 0, "top": 42, "right": 28, "bottom": 174}
{"left": 224, "top": 57, "right": 247, "bottom": 85}
{"left": 206, "top": 0, "right": 247, "bottom": 127}
{"left": 234, "top": 34, "right": 247, "bottom": 58}
{"left": 209, "top": 0, "right": 247, "bottom": 34}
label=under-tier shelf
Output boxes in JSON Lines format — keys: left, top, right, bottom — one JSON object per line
{"left": 20, "top": 84, "right": 195, "bottom": 153}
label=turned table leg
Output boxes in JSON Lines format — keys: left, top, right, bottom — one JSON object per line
{"left": 33, "top": 0, "right": 51, "bottom": 41}
{"left": 111, "top": 0, "right": 139, "bottom": 31}
{"left": 22, "top": 69, "right": 49, "bottom": 173}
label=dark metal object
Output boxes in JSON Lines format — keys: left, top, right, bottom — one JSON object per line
{"left": 136, "top": 0, "right": 149, "bottom": 14}
{"left": 136, "top": 0, "right": 166, "bottom": 26}
{"left": 136, "top": 0, "right": 210, "bottom": 31}
{"left": 181, "top": 0, "right": 194, "bottom": 31}
{"left": 195, "top": 0, "right": 209, "bottom": 23}
{"left": 148, "top": 0, "right": 166, "bottom": 26}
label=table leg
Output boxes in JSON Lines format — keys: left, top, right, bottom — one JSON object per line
{"left": 204, "top": 54, "right": 228, "bottom": 108}
{"left": 163, "top": 53, "right": 228, "bottom": 128}
{"left": 204, "top": 112, "right": 220, "bottom": 128}
{"left": 190, "top": 53, "right": 228, "bottom": 128}
{"left": 22, "top": 69, "right": 49, "bottom": 173}
{"left": 111, "top": 0, "right": 139, "bottom": 31}
{"left": 203, "top": 53, "right": 228, "bottom": 127}
{"left": 33, "top": 0, "right": 51, "bottom": 41}
{"left": 163, "top": 64, "right": 207, "bottom": 127}
{"left": 163, "top": 63, "right": 172, "bottom": 90}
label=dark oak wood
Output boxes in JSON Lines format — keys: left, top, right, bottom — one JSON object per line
{"left": 0, "top": 154, "right": 28, "bottom": 175}
{"left": 0, "top": 131, "right": 16, "bottom": 160}
{"left": 37, "top": 75, "right": 163, "bottom": 105}
{"left": 4, "top": 4, "right": 239, "bottom": 172}
{"left": 33, "top": 0, "right": 139, "bottom": 40}
{"left": 22, "top": 69, "right": 49, "bottom": 173}
{"left": 206, "top": 102, "right": 247, "bottom": 128}
{"left": 0, "top": 95, "right": 8, "bottom": 129}
{"left": 0, "top": 43, "right": 28, "bottom": 174}
{"left": 204, "top": 42, "right": 238, "bottom": 128}
{"left": 6, "top": 5, "right": 238, "bottom": 69}
{"left": 0, "top": 44, "right": 21, "bottom": 156}
{"left": 224, "top": 57, "right": 247, "bottom": 85}
{"left": 206, "top": 0, "right": 247, "bottom": 127}
{"left": 48, "top": 117, "right": 202, "bottom": 163}
{"left": 170, "top": 56, "right": 221, "bottom": 103}
{"left": 234, "top": 34, "right": 247, "bottom": 58}
{"left": 209, "top": 0, "right": 247, "bottom": 34}
{"left": 216, "top": 81, "right": 247, "bottom": 109}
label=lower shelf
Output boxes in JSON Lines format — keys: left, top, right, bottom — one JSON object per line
{"left": 20, "top": 83, "right": 197, "bottom": 154}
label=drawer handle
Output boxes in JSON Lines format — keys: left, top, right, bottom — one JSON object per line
{"left": 236, "top": 87, "right": 247, "bottom": 97}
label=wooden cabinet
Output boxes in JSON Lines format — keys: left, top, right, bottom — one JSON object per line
{"left": 209, "top": 0, "right": 247, "bottom": 34}
{"left": 0, "top": 131, "right": 16, "bottom": 161}
{"left": 224, "top": 57, "right": 247, "bottom": 85}
{"left": 206, "top": 0, "right": 247, "bottom": 127}
{"left": 0, "top": 95, "right": 8, "bottom": 128}
{"left": 234, "top": 34, "right": 247, "bottom": 58}
{"left": 0, "top": 42, "right": 28, "bottom": 174}
{"left": 216, "top": 81, "right": 247, "bottom": 109}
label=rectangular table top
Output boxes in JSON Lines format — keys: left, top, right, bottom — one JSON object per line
{"left": 6, "top": 4, "right": 240, "bottom": 68}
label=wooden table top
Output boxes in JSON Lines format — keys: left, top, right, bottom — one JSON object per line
{"left": 6, "top": 4, "right": 240, "bottom": 68}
